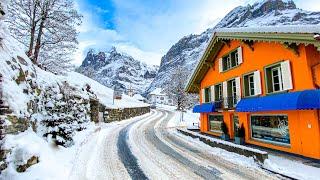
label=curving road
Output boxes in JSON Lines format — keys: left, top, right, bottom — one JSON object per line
{"left": 69, "top": 109, "right": 282, "bottom": 180}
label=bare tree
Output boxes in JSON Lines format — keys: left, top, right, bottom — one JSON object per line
{"left": 7, "top": 0, "right": 82, "bottom": 73}
{"left": 164, "top": 66, "right": 198, "bottom": 111}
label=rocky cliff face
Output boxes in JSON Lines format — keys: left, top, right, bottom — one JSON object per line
{"left": 147, "top": 0, "right": 320, "bottom": 93}
{"left": 78, "top": 47, "right": 158, "bottom": 93}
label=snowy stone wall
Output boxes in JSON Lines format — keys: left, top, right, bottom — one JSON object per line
{"left": 103, "top": 107, "right": 150, "bottom": 122}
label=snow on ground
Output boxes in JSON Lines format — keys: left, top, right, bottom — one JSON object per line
{"left": 162, "top": 106, "right": 199, "bottom": 130}
{"left": 63, "top": 72, "right": 149, "bottom": 109}
{"left": 167, "top": 110, "right": 320, "bottom": 180}
{"left": 1, "top": 122, "right": 98, "bottom": 180}
{"left": 264, "top": 155, "right": 320, "bottom": 180}
{"left": 1, "top": 113, "right": 152, "bottom": 180}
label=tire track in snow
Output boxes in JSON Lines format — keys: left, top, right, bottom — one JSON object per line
{"left": 144, "top": 111, "right": 223, "bottom": 180}
{"left": 117, "top": 115, "right": 157, "bottom": 180}
{"left": 155, "top": 110, "right": 279, "bottom": 180}
{"left": 68, "top": 112, "right": 155, "bottom": 180}
{"left": 128, "top": 110, "right": 200, "bottom": 179}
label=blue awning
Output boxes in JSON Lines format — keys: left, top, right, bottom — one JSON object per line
{"left": 236, "top": 89, "right": 320, "bottom": 112}
{"left": 193, "top": 103, "right": 215, "bottom": 113}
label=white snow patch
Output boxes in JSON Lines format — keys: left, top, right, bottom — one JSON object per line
{"left": 264, "top": 155, "right": 320, "bottom": 180}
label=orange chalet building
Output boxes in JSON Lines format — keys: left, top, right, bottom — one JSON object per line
{"left": 185, "top": 26, "right": 320, "bottom": 159}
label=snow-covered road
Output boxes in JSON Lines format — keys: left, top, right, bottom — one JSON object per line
{"left": 69, "top": 109, "right": 280, "bottom": 180}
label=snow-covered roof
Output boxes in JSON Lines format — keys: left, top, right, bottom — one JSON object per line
{"left": 149, "top": 88, "right": 166, "bottom": 96}
{"left": 133, "top": 94, "right": 145, "bottom": 100}
{"left": 215, "top": 25, "right": 320, "bottom": 34}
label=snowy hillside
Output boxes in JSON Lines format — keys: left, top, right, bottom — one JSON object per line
{"left": 77, "top": 47, "right": 158, "bottom": 94}
{"left": 147, "top": 0, "right": 320, "bottom": 93}
{"left": 0, "top": 13, "right": 148, "bottom": 175}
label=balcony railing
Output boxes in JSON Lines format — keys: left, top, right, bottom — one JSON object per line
{"left": 213, "top": 96, "right": 241, "bottom": 109}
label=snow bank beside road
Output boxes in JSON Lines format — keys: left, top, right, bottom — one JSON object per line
{"left": 165, "top": 109, "right": 199, "bottom": 130}
{"left": 1, "top": 123, "right": 98, "bottom": 180}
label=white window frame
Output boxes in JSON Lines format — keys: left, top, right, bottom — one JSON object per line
{"left": 248, "top": 74, "right": 255, "bottom": 96}
{"left": 215, "top": 83, "right": 223, "bottom": 101}
{"left": 221, "top": 47, "right": 242, "bottom": 72}
{"left": 271, "top": 66, "right": 284, "bottom": 92}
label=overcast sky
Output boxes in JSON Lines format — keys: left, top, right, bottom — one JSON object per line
{"left": 74, "top": 0, "right": 319, "bottom": 66}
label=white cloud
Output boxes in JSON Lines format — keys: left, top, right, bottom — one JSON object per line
{"left": 74, "top": 0, "right": 319, "bottom": 66}
{"left": 115, "top": 43, "right": 163, "bottom": 65}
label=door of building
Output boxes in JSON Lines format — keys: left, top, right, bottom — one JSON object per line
{"left": 232, "top": 114, "right": 239, "bottom": 139}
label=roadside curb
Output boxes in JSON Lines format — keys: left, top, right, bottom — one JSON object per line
{"left": 176, "top": 128, "right": 268, "bottom": 163}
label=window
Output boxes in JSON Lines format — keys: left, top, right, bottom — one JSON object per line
{"left": 208, "top": 115, "right": 223, "bottom": 133}
{"left": 222, "top": 50, "right": 239, "bottom": 71}
{"left": 160, "top": 97, "right": 164, "bottom": 100}
{"left": 265, "top": 61, "right": 293, "bottom": 94}
{"left": 204, "top": 87, "right": 211, "bottom": 103}
{"left": 250, "top": 115, "right": 290, "bottom": 145}
{"left": 244, "top": 73, "right": 255, "bottom": 96}
{"left": 214, "top": 84, "right": 223, "bottom": 101}
{"left": 227, "top": 79, "right": 237, "bottom": 107}
{"left": 219, "top": 47, "right": 243, "bottom": 72}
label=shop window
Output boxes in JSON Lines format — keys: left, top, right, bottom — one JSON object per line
{"left": 250, "top": 115, "right": 290, "bottom": 145}
{"left": 208, "top": 115, "right": 223, "bottom": 133}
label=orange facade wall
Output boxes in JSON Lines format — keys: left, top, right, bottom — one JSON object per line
{"left": 198, "top": 40, "right": 320, "bottom": 159}
{"left": 201, "top": 41, "right": 316, "bottom": 94}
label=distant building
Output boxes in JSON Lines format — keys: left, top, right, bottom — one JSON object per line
{"left": 148, "top": 88, "right": 174, "bottom": 106}
{"left": 133, "top": 94, "right": 146, "bottom": 102}
{"left": 127, "top": 86, "right": 134, "bottom": 97}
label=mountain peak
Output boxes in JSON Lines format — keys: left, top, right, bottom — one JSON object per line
{"left": 109, "top": 46, "right": 117, "bottom": 54}
{"left": 147, "top": 0, "right": 320, "bottom": 93}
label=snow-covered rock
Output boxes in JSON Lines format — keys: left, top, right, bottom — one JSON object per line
{"left": 77, "top": 47, "right": 159, "bottom": 94}
{"left": 147, "top": 0, "right": 320, "bottom": 93}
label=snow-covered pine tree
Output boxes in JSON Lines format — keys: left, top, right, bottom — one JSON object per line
{"left": 7, "top": 0, "right": 82, "bottom": 74}
{"left": 164, "top": 66, "right": 198, "bottom": 111}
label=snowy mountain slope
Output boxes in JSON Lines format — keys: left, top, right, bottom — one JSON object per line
{"left": 77, "top": 47, "right": 158, "bottom": 94}
{"left": 147, "top": 0, "right": 320, "bottom": 93}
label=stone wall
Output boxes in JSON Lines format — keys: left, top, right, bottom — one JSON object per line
{"left": 103, "top": 106, "right": 150, "bottom": 122}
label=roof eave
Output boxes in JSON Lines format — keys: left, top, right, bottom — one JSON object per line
{"left": 185, "top": 32, "right": 320, "bottom": 94}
